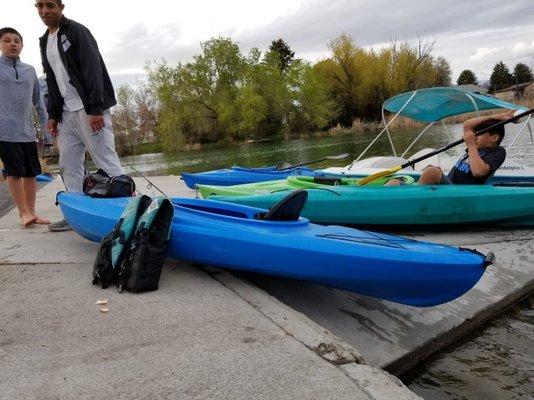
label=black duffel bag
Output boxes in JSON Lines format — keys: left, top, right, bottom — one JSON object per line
{"left": 83, "top": 169, "right": 136, "bottom": 198}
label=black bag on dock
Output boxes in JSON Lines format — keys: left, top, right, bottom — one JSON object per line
{"left": 83, "top": 169, "right": 136, "bottom": 198}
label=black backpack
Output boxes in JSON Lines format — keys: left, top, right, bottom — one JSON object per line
{"left": 118, "top": 197, "right": 174, "bottom": 293}
{"left": 83, "top": 169, "right": 136, "bottom": 198}
{"left": 92, "top": 195, "right": 153, "bottom": 288}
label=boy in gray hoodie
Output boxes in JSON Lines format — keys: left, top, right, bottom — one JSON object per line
{"left": 0, "top": 27, "right": 50, "bottom": 226}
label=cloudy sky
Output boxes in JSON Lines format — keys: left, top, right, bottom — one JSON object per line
{"left": 4, "top": 0, "right": 534, "bottom": 87}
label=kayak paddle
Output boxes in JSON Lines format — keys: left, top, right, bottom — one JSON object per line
{"left": 278, "top": 153, "right": 350, "bottom": 171}
{"left": 358, "top": 108, "right": 534, "bottom": 186}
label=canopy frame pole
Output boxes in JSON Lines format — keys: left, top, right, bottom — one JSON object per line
{"left": 352, "top": 90, "right": 418, "bottom": 166}
{"left": 506, "top": 115, "right": 532, "bottom": 149}
{"left": 400, "top": 122, "right": 436, "bottom": 158}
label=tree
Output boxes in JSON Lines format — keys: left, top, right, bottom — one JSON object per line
{"left": 236, "top": 48, "right": 289, "bottom": 138}
{"left": 434, "top": 57, "right": 452, "bottom": 86}
{"left": 286, "top": 60, "right": 336, "bottom": 134}
{"left": 148, "top": 37, "right": 247, "bottom": 148}
{"left": 513, "top": 62, "right": 533, "bottom": 84}
{"left": 457, "top": 69, "right": 478, "bottom": 86}
{"left": 324, "top": 33, "right": 362, "bottom": 126}
{"left": 489, "top": 61, "right": 514, "bottom": 92}
{"left": 269, "top": 38, "right": 295, "bottom": 72}
{"left": 133, "top": 80, "right": 158, "bottom": 143}
{"left": 113, "top": 84, "right": 138, "bottom": 155}
{"left": 389, "top": 37, "right": 436, "bottom": 92}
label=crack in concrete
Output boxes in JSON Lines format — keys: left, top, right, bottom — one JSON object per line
{"left": 0, "top": 262, "right": 88, "bottom": 267}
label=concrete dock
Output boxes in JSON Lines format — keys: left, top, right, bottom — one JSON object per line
{"left": 1, "top": 176, "right": 533, "bottom": 399}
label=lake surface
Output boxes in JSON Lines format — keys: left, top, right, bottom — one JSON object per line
{"left": 37, "top": 121, "right": 534, "bottom": 399}
{"left": 116, "top": 122, "right": 534, "bottom": 178}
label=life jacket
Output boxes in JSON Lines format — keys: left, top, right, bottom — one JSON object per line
{"left": 92, "top": 195, "right": 153, "bottom": 288}
{"left": 117, "top": 197, "right": 174, "bottom": 293}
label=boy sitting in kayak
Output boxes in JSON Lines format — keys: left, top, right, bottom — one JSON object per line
{"left": 0, "top": 27, "right": 50, "bottom": 226}
{"left": 419, "top": 111, "right": 516, "bottom": 185}
{"left": 388, "top": 110, "right": 515, "bottom": 185}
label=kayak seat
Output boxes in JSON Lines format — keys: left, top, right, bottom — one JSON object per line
{"left": 256, "top": 190, "right": 308, "bottom": 221}
{"left": 313, "top": 176, "right": 343, "bottom": 185}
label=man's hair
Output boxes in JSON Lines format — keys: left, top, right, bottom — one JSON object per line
{"left": 474, "top": 117, "right": 505, "bottom": 145}
{"left": 0, "top": 27, "right": 23, "bottom": 44}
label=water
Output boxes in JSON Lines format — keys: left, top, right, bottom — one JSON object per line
{"left": 402, "top": 296, "right": 534, "bottom": 400}
{"left": 109, "top": 123, "right": 534, "bottom": 178}
{"left": 41, "top": 121, "right": 534, "bottom": 399}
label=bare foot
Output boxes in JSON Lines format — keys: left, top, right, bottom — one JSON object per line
{"left": 21, "top": 214, "right": 37, "bottom": 227}
{"left": 33, "top": 215, "right": 51, "bottom": 225}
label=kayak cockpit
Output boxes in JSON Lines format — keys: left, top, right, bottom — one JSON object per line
{"left": 173, "top": 190, "right": 308, "bottom": 224}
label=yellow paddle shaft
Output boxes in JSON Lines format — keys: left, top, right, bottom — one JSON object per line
{"left": 358, "top": 165, "right": 403, "bottom": 186}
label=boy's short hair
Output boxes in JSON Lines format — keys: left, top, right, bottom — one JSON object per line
{"left": 0, "top": 27, "right": 23, "bottom": 44}
{"left": 474, "top": 118, "right": 505, "bottom": 144}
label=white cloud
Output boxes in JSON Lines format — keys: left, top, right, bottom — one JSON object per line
{"left": 470, "top": 47, "right": 499, "bottom": 61}
{"left": 512, "top": 41, "right": 534, "bottom": 53}
{"left": 2, "top": 0, "right": 533, "bottom": 87}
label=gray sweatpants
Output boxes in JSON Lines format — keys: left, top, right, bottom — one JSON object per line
{"left": 57, "top": 109, "right": 124, "bottom": 192}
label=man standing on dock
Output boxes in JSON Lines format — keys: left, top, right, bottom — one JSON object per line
{"left": 35, "top": 0, "right": 124, "bottom": 231}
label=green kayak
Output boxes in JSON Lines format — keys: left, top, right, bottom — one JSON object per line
{"left": 200, "top": 182, "right": 534, "bottom": 226}
{"left": 196, "top": 174, "right": 415, "bottom": 198}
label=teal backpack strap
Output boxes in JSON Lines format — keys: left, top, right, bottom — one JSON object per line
{"left": 110, "top": 195, "right": 153, "bottom": 268}
{"left": 92, "top": 195, "right": 153, "bottom": 288}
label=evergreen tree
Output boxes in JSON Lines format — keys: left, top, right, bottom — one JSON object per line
{"left": 269, "top": 39, "right": 295, "bottom": 71}
{"left": 434, "top": 57, "right": 452, "bottom": 86}
{"left": 489, "top": 61, "right": 514, "bottom": 92}
{"left": 456, "top": 69, "right": 478, "bottom": 86}
{"left": 513, "top": 62, "right": 533, "bottom": 84}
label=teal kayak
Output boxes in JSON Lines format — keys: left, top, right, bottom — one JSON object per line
{"left": 196, "top": 175, "right": 415, "bottom": 198}
{"left": 203, "top": 184, "right": 534, "bottom": 226}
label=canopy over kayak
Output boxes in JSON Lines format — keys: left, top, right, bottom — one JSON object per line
{"left": 383, "top": 87, "right": 527, "bottom": 123}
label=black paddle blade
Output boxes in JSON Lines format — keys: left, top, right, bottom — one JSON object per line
{"left": 259, "top": 190, "right": 308, "bottom": 221}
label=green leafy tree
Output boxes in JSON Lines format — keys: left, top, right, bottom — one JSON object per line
{"left": 389, "top": 38, "right": 436, "bottom": 92}
{"left": 489, "top": 61, "right": 514, "bottom": 92}
{"left": 319, "top": 34, "right": 444, "bottom": 125}
{"left": 269, "top": 38, "right": 295, "bottom": 72}
{"left": 324, "top": 33, "right": 362, "bottom": 126}
{"left": 513, "top": 62, "right": 533, "bottom": 84}
{"left": 237, "top": 48, "right": 289, "bottom": 138}
{"left": 148, "top": 38, "right": 247, "bottom": 148}
{"left": 286, "top": 60, "right": 336, "bottom": 134}
{"left": 457, "top": 69, "right": 479, "bottom": 86}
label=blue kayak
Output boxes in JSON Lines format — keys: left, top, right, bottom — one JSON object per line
{"left": 181, "top": 165, "right": 320, "bottom": 189}
{"left": 57, "top": 193, "right": 491, "bottom": 307}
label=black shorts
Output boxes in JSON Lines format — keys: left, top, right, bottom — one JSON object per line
{"left": 0, "top": 141, "right": 42, "bottom": 178}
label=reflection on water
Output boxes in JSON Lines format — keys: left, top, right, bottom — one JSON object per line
{"left": 402, "top": 297, "right": 534, "bottom": 400}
